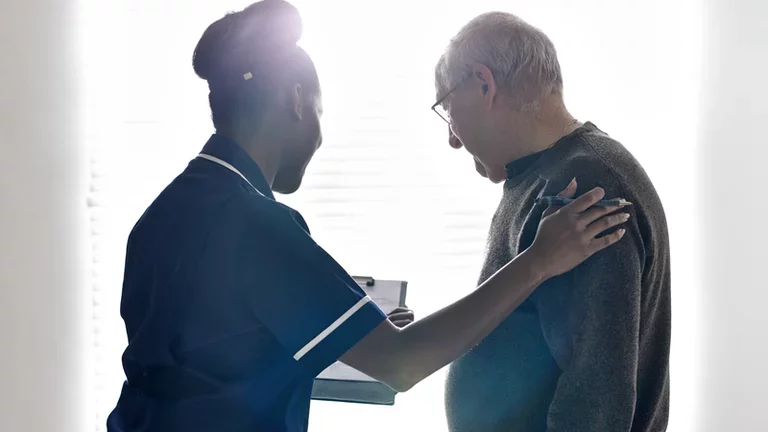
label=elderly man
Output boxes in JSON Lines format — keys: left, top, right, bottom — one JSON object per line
{"left": 433, "top": 12, "right": 671, "bottom": 432}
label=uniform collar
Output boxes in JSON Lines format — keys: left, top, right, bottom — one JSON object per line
{"left": 200, "top": 134, "right": 275, "bottom": 200}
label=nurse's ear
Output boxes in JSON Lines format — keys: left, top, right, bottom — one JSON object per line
{"left": 290, "top": 83, "right": 305, "bottom": 121}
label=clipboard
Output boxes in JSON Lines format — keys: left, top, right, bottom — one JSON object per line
{"left": 311, "top": 276, "right": 408, "bottom": 406}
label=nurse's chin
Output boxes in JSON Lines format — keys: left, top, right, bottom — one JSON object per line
{"left": 272, "top": 171, "right": 306, "bottom": 195}
{"left": 273, "top": 179, "right": 303, "bottom": 195}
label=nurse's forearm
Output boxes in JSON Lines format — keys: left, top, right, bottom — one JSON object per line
{"left": 340, "top": 248, "right": 547, "bottom": 392}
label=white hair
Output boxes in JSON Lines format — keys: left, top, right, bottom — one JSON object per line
{"left": 435, "top": 12, "right": 563, "bottom": 111}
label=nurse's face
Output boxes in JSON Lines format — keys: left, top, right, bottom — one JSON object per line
{"left": 273, "top": 85, "right": 323, "bottom": 194}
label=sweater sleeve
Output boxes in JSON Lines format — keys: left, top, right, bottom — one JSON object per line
{"left": 529, "top": 203, "right": 644, "bottom": 431}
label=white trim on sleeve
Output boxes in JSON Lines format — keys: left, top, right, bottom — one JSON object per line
{"left": 293, "top": 295, "right": 372, "bottom": 361}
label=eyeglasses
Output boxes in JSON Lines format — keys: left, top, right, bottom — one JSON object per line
{"left": 430, "top": 75, "right": 469, "bottom": 125}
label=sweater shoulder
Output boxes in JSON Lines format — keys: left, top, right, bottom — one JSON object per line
{"left": 537, "top": 128, "right": 656, "bottom": 201}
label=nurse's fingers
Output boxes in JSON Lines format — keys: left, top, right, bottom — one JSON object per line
{"left": 387, "top": 307, "right": 415, "bottom": 328}
{"left": 388, "top": 307, "right": 413, "bottom": 316}
{"left": 562, "top": 187, "right": 606, "bottom": 214}
{"left": 390, "top": 320, "right": 413, "bottom": 328}
{"left": 542, "top": 178, "right": 578, "bottom": 218}
{"left": 388, "top": 310, "right": 414, "bottom": 321}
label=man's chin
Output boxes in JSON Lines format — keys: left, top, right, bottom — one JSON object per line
{"left": 475, "top": 161, "right": 506, "bottom": 183}
{"left": 483, "top": 166, "right": 507, "bottom": 184}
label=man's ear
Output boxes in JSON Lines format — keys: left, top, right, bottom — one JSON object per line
{"left": 471, "top": 63, "right": 497, "bottom": 110}
{"left": 291, "top": 84, "right": 304, "bottom": 120}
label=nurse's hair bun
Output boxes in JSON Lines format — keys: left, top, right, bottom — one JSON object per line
{"left": 192, "top": 0, "right": 303, "bottom": 82}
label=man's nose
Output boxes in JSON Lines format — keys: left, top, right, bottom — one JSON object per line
{"left": 448, "top": 131, "right": 463, "bottom": 149}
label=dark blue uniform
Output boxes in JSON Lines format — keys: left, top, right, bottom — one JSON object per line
{"left": 107, "top": 135, "right": 386, "bottom": 432}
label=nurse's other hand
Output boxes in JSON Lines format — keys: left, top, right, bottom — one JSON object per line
{"left": 387, "top": 307, "right": 414, "bottom": 328}
{"left": 528, "top": 178, "right": 630, "bottom": 278}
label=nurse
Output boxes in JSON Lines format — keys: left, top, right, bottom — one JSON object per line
{"left": 107, "top": 1, "right": 629, "bottom": 431}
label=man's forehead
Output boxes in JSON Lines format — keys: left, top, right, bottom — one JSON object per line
{"left": 435, "top": 79, "right": 449, "bottom": 100}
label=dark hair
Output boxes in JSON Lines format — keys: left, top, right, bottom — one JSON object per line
{"left": 192, "top": 0, "right": 318, "bottom": 131}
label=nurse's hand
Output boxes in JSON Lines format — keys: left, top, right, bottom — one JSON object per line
{"left": 528, "top": 178, "right": 630, "bottom": 278}
{"left": 387, "top": 307, "right": 414, "bottom": 328}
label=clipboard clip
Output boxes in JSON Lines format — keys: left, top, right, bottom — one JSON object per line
{"left": 352, "top": 276, "right": 376, "bottom": 287}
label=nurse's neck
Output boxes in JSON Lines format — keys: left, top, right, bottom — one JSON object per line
{"left": 219, "top": 129, "right": 280, "bottom": 189}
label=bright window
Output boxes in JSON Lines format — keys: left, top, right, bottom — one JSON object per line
{"left": 82, "top": 1, "right": 701, "bottom": 430}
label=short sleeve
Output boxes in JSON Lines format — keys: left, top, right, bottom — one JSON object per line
{"left": 230, "top": 196, "right": 387, "bottom": 375}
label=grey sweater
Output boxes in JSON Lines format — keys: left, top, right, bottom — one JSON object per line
{"left": 445, "top": 122, "right": 670, "bottom": 432}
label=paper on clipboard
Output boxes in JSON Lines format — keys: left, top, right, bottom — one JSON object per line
{"left": 311, "top": 277, "right": 407, "bottom": 405}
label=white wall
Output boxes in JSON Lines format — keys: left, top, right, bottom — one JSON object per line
{"left": 696, "top": 0, "right": 768, "bottom": 430}
{"left": 0, "top": 1, "right": 88, "bottom": 431}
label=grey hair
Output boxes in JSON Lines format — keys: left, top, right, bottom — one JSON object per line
{"left": 435, "top": 12, "right": 563, "bottom": 111}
